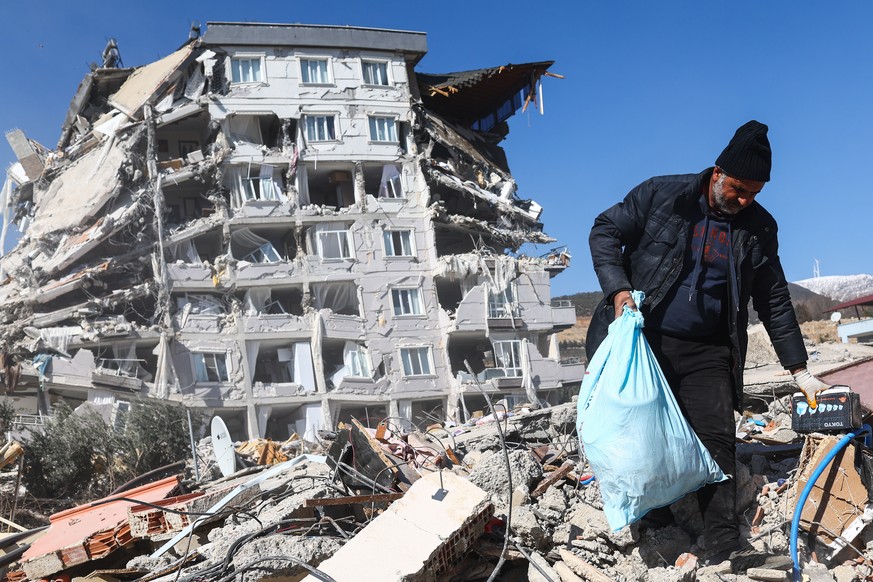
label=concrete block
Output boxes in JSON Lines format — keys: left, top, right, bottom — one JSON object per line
{"left": 302, "top": 470, "right": 492, "bottom": 581}
{"left": 527, "top": 550, "right": 559, "bottom": 582}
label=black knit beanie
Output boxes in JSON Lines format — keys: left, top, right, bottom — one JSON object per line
{"left": 715, "top": 120, "right": 771, "bottom": 182}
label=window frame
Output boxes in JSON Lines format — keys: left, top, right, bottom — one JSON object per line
{"left": 361, "top": 60, "right": 391, "bottom": 86}
{"left": 368, "top": 115, "right": 399, "bottom": 143}
{"left": 492, "top": 340, "right": 523, "bottom": 377}
{"left": 383, "top": 229, "right": 414, "bottom": 257}
{"left": 299, "top": 57, "right": 333, "bottom": 85}
{"left": 345, "top": 344, "right": 372, "bottom": 379}
{"left": 488, "top": 282, "right": 520, "bottom": 319}
{"left": 391, "top": 287, "right": 424, "bottom": 317}
{"left": 229, "top": 54, "right": 265, "bottom": 85}
{"left": 192, "top": 352, "right": 230, "bottom": 383}
{"left": 303, "top": 114, "right": 338, "bottom": 143}
{"left": 399, "top": 346, "right": 434, "bottom": 377}
{"left": 315, "top": 224, "right": 353, "bottom": 261}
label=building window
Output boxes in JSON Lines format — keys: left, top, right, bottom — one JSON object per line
{"left": 304, "top": 115, "right": 337, "bottom": 142}
{"left": 368, "top": 116, "right": 398, "bottom": 142}
{"left": 379, "top": 164, "right": 403, "bottom": 198}
{"left": 346, "top": 344, "right": 371, "bottom": 378}
{"left": 488, "top": 283, "right": 520, "bottom": 318}
{"left": 236, "top": 165, "right": 282, "bottom": 203}
{"left": 383, "top": 230, "right": 414, "bottom": 257}
{"left": 392, "top": 288, "right": 423, "bottom": 316}
{"left": 242, "top": 242, "right": 282, "bottom": 264}
{"left": 315, "top": 225, "right": 352, "bottom": 260}
{"left": 493, "top": 340, "right": 523, "bottom": 377}
{"left": 362, "top": 61, "right": 389, "bottom": 86}
{"left": 400, "top": 347, "right": 433, "bottom": 377}
{"left": 300, "top": 58, "right": 330, "bottom": 84}
{"left": 231, "top": 57, "right": 262, "bottom": 84}
{"left": 193, "top": 353, "right": 229, "bottom": 383}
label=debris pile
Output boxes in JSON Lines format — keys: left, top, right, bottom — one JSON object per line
{"left": 1, "top": 350, "right": 873, "bottom": 582}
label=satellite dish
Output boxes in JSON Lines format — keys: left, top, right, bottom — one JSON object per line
{"left": 211, "top": 416, "right": 237, "bottom": 477}
{"left": 831, "top": 311, "right": 842, "bottom": 323}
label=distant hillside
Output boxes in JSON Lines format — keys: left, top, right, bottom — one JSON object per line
{"left": 794, "top": 274, "right": 873, "bottom": 302}
{"left": 555, "top": 291, "right": 603, "bottom": 316}
{"left": 559, "top": 285, "right": 835, "bottom": 323}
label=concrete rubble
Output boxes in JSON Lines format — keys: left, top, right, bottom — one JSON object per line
{"left": 0, "top": 333, "right": 873, "bottom": 581}
{"left": 2, "top": 18, "right": 873, "bottom": 582}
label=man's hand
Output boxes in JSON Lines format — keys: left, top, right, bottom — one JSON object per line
{"left": 792, "top": 368, "right": 830, "bottom": 408}
{"left": 612, "top": 290, "right": 637, "bottom": 319}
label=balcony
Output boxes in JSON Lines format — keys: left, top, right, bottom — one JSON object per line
{"left": 322, "top": 313, "right": 366, "bottom": 340}
{"left": 166, "top": 263, "right": 213, "bottom": 288}
{"left": 551, "top": 300, "right": 577, "bottom": 329}
{"left": 243, "top": 314, "right": 310, "bottom": 335}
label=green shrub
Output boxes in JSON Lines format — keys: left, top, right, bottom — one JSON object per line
{"left": 23, "top": 400, "right": 200, "bottom": 500}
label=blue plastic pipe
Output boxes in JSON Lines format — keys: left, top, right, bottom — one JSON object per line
{"left": 790, "top": 428, "right": 870, "bottom": 582}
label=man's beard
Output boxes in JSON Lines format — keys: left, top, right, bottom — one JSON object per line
{"left": 711, "top": 174, "right": 742, "bottom": 215}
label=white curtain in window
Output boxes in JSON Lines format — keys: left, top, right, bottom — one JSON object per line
{"left": 311, "top": 312, "right": 324, "bottom": 393}
{"left": 343, "top": 341, "right": 371, "bottom": 378}
{"left": 310, "top": 223, "right": 351, "bottom": 260}
{"left": 521, "top": 338, "right": 538, "bottom": 408}
{"left": 230, "top": 228, "right": 269, "bottom": 260}
{"left": 312, "top": 282, "right": 357, "bottom": 312}
{"left": 167, "top": 239, "right": 199, "bottom": 263}
{"left": 259, "top": 165, "right": 281, "bottom": 202}
{"left": 379, "top": 164, "right": 402, "bottom": 198}
{"left": 300, "top": 403, "right": 323, "bottom": 443}
{"left": 226, "top": 116, "right": 262, "bottom": 145}
{"left": 39, "top": 327, "right": 78, "bottom": 354}
{"left": 245, "top": 340, "right": 261, "bottom": 384}
{"left": 243, "top": 288, "right": 271, "bottom": 315}
{"left": 398, "top": 400, "right": 413, "bottom": 431}
{"left": 153, "top": 332, "right": 176, "bottom": 399}
{"left": 193, "top": 354, "right": 208, "bottom": 382}
{"left": 257, "top": 406, "right": 272, "bottom": 437}
{"left": 112, "top": 343, "right": 138, "bottom": 378}
{"left": 296, "top": 163, "right": 310, "bottom": 206}
{"left": 293, "top": 342, "right": 316, "bottom": 393}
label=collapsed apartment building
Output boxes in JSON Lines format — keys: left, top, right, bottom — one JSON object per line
{"left": 0, "top": 22, "right": 579, "bottom": 441}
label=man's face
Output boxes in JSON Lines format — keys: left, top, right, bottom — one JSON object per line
{"left": 709, "top": 168, "right": 765, "bottom": 215}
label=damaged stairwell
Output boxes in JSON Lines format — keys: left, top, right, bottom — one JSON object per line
{"left": 0, "top": 21, "right": 577, "bottom": 441}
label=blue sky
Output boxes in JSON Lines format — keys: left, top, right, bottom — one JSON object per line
{"left": 1, "top": 1, "right": 870, "bottom": 296}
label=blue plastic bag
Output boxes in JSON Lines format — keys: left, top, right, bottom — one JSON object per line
{"left": 576, "top": 291, "right": 726, "bottom": 531}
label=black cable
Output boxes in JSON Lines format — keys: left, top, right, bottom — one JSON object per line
{"left": 464, "top": 359, "right": 513, "bottom": 582}
{"left": 214, "top": 555, "right": 337, "bottom": 582}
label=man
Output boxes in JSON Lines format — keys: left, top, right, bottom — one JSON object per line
{"left": 586, "top": 120, "right": 828, "bottom": 565}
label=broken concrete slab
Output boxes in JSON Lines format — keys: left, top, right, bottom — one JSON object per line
{"left": 302, "top": 470, "right": 492, "bottom": 582}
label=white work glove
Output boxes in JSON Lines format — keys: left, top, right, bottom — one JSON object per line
{"left": 792, "top": 369, "right": 830, "bottom": 408}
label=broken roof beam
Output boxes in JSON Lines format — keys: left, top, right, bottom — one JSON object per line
{"left": 108, "top": 45, "right": 197, "bottom": 121}
{"left": 425, "top": 168, "right": 541, "bottom": 226}
{"left": 5, "top": 130, "right": 45, "bottom": 182}
{"left": 416, "top": 106, "right": 512, "bottom": 177}
{"left": 416, "top": 61, "right": 555, "bottom": 130}
{"left": 57, "top": 68, "right": 136, "bottom": 149}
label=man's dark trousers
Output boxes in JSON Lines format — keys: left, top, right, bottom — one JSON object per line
{"left": 642, "top": 330, "right": 738, "bottom": 555}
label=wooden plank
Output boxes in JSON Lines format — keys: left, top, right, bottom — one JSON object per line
{"left": 0, "top": 517, "right": 26, "bottom": 533}
{"left": 558, "top": 549, "right": 613, "bottom": 582}
{"left": 303, "top": 493, "right": 404, "bottom": 507}
{"left": 531, "top": 461, "right": 574, "bottom": 498}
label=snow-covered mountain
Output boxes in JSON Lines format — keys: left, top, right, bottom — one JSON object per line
{"left": 793, "top": 274, "right": 873, "bottom": 303}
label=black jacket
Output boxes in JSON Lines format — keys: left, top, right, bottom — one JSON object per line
{"left": 586, "top": 168, "right": 807, "bottom": 407}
